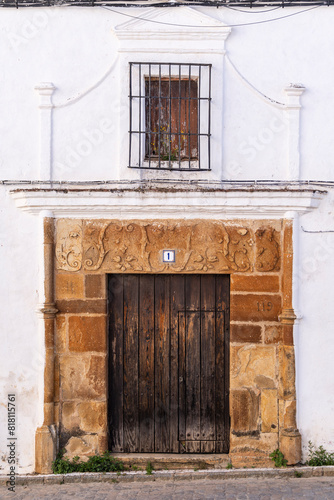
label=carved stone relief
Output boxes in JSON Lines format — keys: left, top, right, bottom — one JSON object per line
{"left": 55, "top": 219, "right": 281, "bottom": 273}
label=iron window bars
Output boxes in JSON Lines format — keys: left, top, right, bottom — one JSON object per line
{"left": 129, "top": 63, "right": 212, "bottom": 171}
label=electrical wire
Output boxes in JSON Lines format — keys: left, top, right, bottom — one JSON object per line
{"left": 225, "top": 54, "right": 286, "bottom": 108}
{"left": 102, "top": 4, "right": 321, "bottom": 28}
{"left": 52, "top": 55, "right": 119, "bottom": 108}
{"left": 222, "top": 4, "right": 284, "bottom": 13}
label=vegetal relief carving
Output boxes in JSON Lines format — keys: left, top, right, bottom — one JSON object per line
{"left": 84, "top": 222, "right": 148, "bottom": 272}
{"left": 144, "top": 223, "right": 192, "bottom": 272}
{"left": 83, "top": 222, "right": 110, "bottom": 271}
{"left": 225, "top": 227, "right": 253, "bottom": 272}
{"left": 55, "top": 220, "right": 83, "bottom": 271}
{"left": 187, "top": 224, "right": 253, "bottom": 272}
{"left": 55, "top": 220, "right": 280, "bottom": 273}
{"left": 255, "top": 228, "right": 280, "bottom": 272}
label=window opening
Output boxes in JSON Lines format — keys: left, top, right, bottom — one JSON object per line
{"left": 129, "top": 63, "right": 211, "bottom": 171}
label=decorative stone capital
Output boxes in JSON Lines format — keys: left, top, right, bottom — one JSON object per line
{"left": 284, "top": 84, "right": 305, "bottom": 109}
{"left": 38, "top": 303, "right": 58, "bottom": 319}
{"left": 279, "top": 308, "right": 297, "bottom": 325}
{"left": 34, "top": 82, "right": 56, "bottom": 109}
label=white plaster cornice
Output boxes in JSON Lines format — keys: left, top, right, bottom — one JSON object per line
{"left": 10, "top": 184, "right": 326, "bottom": 220}
{"left": 113, "top": 7, "right": 231, "bottom": 50}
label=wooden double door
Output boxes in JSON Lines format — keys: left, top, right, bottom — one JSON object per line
{"left": 108, "top": 274, "right": 229, "bottom": 454}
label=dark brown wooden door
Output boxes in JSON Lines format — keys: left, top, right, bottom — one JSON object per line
{"left": 108, "top": 274, "right": 229, "bottom": 454}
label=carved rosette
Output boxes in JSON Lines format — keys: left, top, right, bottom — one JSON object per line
{"left": 55, "top": 219, "right": 281, "bottom": 273}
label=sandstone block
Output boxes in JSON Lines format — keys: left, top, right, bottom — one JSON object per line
{"left": 230, "top": 345, "right": 276, "bottom": 389}
{"left": 282, "top": 400, "right": 297, "bottom": 430}
{"left": 85, "top": 274, "right": 106, "bottom": 298}
{"left": 68, "top": 316, "right": 106, "bottom": 352}
{"left": 230, "top": 389, "right": 259, "bottom": 434}
{"left": 255, "top": 227, "right": 281, "bottom": 272}
{"left": 230, "top": 294, "right": 282, "bottom": 322}
{"left": 64, "top": 435, "right": 99, "bottom": 459}
{"left": 282, "top": 222, "right": 293, "bottom": 309}
{"left": 230, "top": 431, "right": 279, "bottom": 455}
{"left": 98, "top": 434, "right": 108, "bottom": 454}
{"left": 264, "top": 325, "right": 283, "bottom": 345}
{"left": 56, "top": 299, "right": 107, "bottom": 314}
{"left": 78, "top": 402, "right": 107, "bottom": 433}
{"left": 54, "top": 355, "right": 60, "bottom": 402}
{"left": 279, "top": 430, "right": 301, "bottom": 465}
{"left": 45, "top": 319, "right": 54, "bottom": 349}
{"left": 60, "top": 354, "right": 106, "bottom": 400}
{"left": 231, "top": 324, "right": 262, "bottom": 344}
{"left": 54, "top": 403, "right": 60, "bottom": 425}
{"left": 62, "top": 402, "right": 80, "bottom": 431}
{"left": 55, "top": 315, "right": 67, "bottom": 353}
{"left": 35, "top": 425, "right": 56, "bottom": 474}
{"left": 56, "top": 274, "right": 85, "bottom": 300}
{"left": 278, "top": 346, "right": 296, "bottom": 400}
{"left": 229, "top": 454, "right": 274, "bottom": 469}
{"left": 261, "top": 389, "right": 278, "bottom": 433}
{"left": 231, "top": 275, "right": 280, "bottom": 293}
{"left": 283, "top": 325, "right": 294, "bottom": 346}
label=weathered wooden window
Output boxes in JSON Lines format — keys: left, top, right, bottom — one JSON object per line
{"left": 129, "top": 63, "right": 211, "bottom": 171}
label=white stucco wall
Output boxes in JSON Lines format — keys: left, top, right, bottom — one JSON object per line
{"left": 0, "top": 4, "right": 334, "bottom": 472}
{"left": 0, "top": 189, "right": 41, "bottom": 473}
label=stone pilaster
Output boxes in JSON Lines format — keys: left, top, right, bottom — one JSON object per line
{"left": 35, "top": 217, "right": 58, "bottom": 474}
{"left": 278, "top": 220, "right": 301, "bottom": 465}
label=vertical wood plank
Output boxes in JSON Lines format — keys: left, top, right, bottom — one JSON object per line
{"left": 201, "top": 441, "right": 215, "bottom": 453}
{"left": 108, "top": 274, "right": 124, "bottom": 452}
{"left": 154, "top": 275, "right": 170, "bottom": 452}
{"left": 200, "top": 275, "right": 216, "bottom": 442}
{"left": 178, "top": 310, "right": 186, "bottom": 443}
{"left": 185, "top": 441, "right": 201, "bottom": 453}
{"left": 185, "top": 311, "right": 201, "bottom": 441}
{"left": 185, "top": 275, "right": 201, "bottom": 442}
{"left": 215, "top": 275, "right": 230, "bottom": 453}
{"left": 170, "top": 275, "right": 184, "bottom": 452}
{"left": 123, "top": 275, "right": 139, "bottom": 452}
{"left": 138, "top": 275, "right": 155, "bottom": 452}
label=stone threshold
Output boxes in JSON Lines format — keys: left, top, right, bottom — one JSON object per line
{"left": 111, "top": 453, "right": 229, "bottom": 470}
{"left": 1, "top": 467, "right": 334, "bottom": 486}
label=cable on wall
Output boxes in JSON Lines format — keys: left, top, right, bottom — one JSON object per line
{"left": 225, "top": 54, "right": 286, "bottom": 109}
{"left": 102, "top": 4, "right": 320, "bottom": 28}
{"left": 52, "top": 55, "right": 119, "bottom": 109}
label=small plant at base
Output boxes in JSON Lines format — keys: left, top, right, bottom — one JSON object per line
{"left": 294, "top": 470, "right": 303, "bottom": 478}
{"left": 52, "top": 450, "right": 126, "bottom": 474}
{"left": 226, "top": 462, "right": 233, "bottom": 469}
{"left": 270, "top": 449, "right": 288, "bottom": 468}
{"left": 146, "top": 461, "right": 154, "bottom": 475}
{"left": 306, "top": 441, "right": 334, "bottom": 466}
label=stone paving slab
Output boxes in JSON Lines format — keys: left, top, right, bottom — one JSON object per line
{"left": 1, "top": 476, "right": 334, "bottom": 499}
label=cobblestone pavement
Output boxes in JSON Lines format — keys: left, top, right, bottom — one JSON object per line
{"left": 1, "top": 477, "right": 334, "bottom": 499}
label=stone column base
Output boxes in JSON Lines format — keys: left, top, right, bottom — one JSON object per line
{"left": 35, "top": 425, "right": 56, "bottom": 474}
{"left": 279, "top": 429, "right": 301, "bottom": 465}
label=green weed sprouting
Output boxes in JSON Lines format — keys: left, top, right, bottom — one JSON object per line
{"left": 52, "top": 449, "right": 125, "bottom": 474}
{"left": 145, "top": 461, "right": 154, "bottom": 475}
{"left": 306, "top": 441, "right": 334, "bottom": 466}
{"left": 270, "top": 449, "right": 288, "bottom": 468}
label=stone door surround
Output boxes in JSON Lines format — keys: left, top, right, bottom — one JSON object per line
{"left": 35, "top": 217, "right": 301, "bottom": 472}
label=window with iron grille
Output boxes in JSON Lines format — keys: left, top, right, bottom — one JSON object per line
{"left": 129, "top": 63, "right": 211, "bottom": 171}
